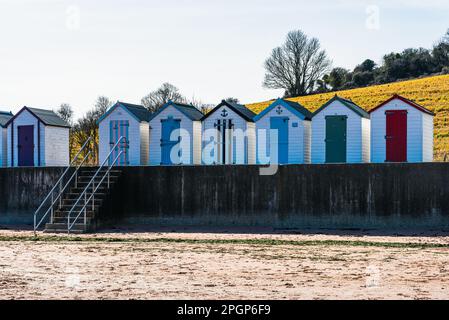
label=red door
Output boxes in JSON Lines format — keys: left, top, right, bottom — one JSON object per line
{"left": 386, "top": 110, "right": 407, "bottom": 162}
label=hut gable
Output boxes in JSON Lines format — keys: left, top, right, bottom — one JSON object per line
{"left": 311, "top": 96, "right": 370, "bottom": 164}
{"left": 149, "top": 101, "right": 203, "bottom": 165}
{"left": 254, "top": 99, "right": 312, "bottom": 164}
{"left": 369, "top": 95, "right": 434, "bottom": 163}
{"left": 6, "top": 107, "right": 69, "bottom": 167}
{"left": 97, "top": 101, "right": 150, "bottom": 166}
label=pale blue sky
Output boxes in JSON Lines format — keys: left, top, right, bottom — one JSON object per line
{"left": 0, "top": 0, "right": 448, "bottom": 119}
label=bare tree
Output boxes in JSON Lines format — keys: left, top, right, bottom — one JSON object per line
{"left": 55, "top": 103, "right": 74, "bottom": 126}
{"left": 141, "top": 83, "right": 186, "bottom": 113}
{"left": 72, "top": 96, "right": 113, "bottom": 164}
{"left": 187, "top": 96, "right": 210, "bottom": 114}
{"left": 225, "top": 97, "right": 240, "bottom": 104}
{"left": 263, "top": 30, "right": 331, "bottom": 97}
{"left": 55, "top": 103, "right": 76, "bottom": 159}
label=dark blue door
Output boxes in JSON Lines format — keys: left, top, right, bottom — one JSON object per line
{"left": 270, "top": 117, "right": 289, "bottom": 164}
{"left": 18, "top": 125, "right": 34, "bottom": 167}
{"left": 161, "top": 118, "right": 181, "bottom": 165}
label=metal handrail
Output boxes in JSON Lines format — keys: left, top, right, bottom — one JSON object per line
{"left": 33, "top": 137, "right": 93, "bottom": 234}
{"left": 34, "top": 151, "right": 92, "bottom": 232}
{"left": 68, "top": 150, "right": 123, "bottom": 232}
{"left": 66, "top": 136, "right": 126, "bottom": 233}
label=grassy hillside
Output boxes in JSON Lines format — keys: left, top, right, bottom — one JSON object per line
{"left": 246, "top": 75, "right": 449, "bottom": 161}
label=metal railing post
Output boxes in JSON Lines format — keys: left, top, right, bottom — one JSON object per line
{"left": 92, "top": 183, "right": 95, "bottom": 211}
{"left": 67, "top": 137, "right": 124, "bottom": 232}
{"left": 51, "top": 193, "right": 54, "bottom": 224}
{"left": 33, "top": 137, "right": 93, "bottom": 232}
{"left": 84, "top": 191, "right": 87, "bottom": 226}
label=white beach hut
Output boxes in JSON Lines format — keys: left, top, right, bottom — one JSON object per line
{"left": 97, "top": 101, "right": 151, "bottom": 166}
{"left": 311, "top": 95, "right": 370, "bottom": 164}
{"left": 6, "top": 107, "right": 70, "bottom": 167}
{"left": 0, "top": 111, "right": 13, "bottom": 167}
{"left": 201, "top": 100, "right": 256, "bottom": 165}
{"left": 254, "top": 98, "right": 312, "bottom": 164}
{"left": 369, "top": 94, "right": 434, "bottom": 163}
{"left": 149, "top": 101, "right": 203, "bottom": 165}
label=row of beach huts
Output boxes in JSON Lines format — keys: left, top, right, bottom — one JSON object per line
{"left": 0, "top": 94, "right": 435, "bottom": 167}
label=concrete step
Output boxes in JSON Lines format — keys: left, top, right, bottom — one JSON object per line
{"left": 53, "top": 209, "right": 96, "bottom": 217}
{"left": 44, "top": 223, "right": 87, "bottom": 233}
{"left": 57, "top": 203, "right": 101, "bottom": 210}
{"left": 80, "top": 169, "right": 122, "bottom": 176}
{"left": 62, "top": 198, "right": 103, "bottom": 205}
{"left": 51, "top": 217, "right": 93, "bottom": 224}
{"left": 76, "top": 176, "right": 119, "bottom": 183}
{"left": 64, "top": 192, "right": 107, "bottom": 200}
{"left": 69, "top": 186, "right": 109, "bottom": 194}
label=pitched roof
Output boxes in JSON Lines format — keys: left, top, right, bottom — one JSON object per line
{"left": 97, "top": 101, "right": 151, "bottom": 124}
{"left": 368, "top": 94, "right": 435, "bottom": 116}
{"left": 0, "top": 111, "right": 13, "bottom": 128}
{"left": 150, "top": 101, "right": 204, "bottom": 121}
{"left": 202, "top": 100, "right": 256, "bottom": 122}
{"left": 4, "top": 107, "right": 70, "bottom": 128}
{"left": 28, "top": 107, "right": 71, "bottom": 127}
{"left": 117, "top": 102, "right": 151, "bottom": 121}
{"left": 312, "top": 95, "right": 370, "bottom": 119}
{"left": 254, "top": 98, "right": 312, "bottom": 121}
{"left": 283, "top": 100, "right": 313, "bottom": 119}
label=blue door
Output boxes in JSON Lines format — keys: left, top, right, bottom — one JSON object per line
{"left": 161, "top": 118, "right": 181, "bottom": 165}
{"left": 109, "top": 120, "right": 129, "bottom": 166}
{"left": 270, "top": 117, "right": 289, "bottom": 164}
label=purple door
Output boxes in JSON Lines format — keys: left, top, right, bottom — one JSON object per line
{"left": 18, "top": 125, "right": 34, "bottom": 167}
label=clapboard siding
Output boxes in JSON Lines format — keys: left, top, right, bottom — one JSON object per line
{"left": 98, "top": 105, "right": 143, "bottom": 166}
{"left": 192, "top": 121, "right": 202, "bottom": 164}
{"left": 255, "top": 106, "right": 310, "bottom": 164}
{"left": 370, "top": 99, "right": 425, "bottom": 163}
{"left": 202, "top": 106, "right": 252, "bottom": 165}
{"left": 303, "top": 120, "right": 311, "bottom": 164}
{"left": 140, "top": 122, "right": 150, "bottom": 165}
{"left": 6, "top": 109, "right": 69, "bottom": 167}
{"left": 312, "top": 100, "right": 368, "bottom": 163}
{"left": 44, "top": 126, "right": 69, "bottom": 166}
{"left": 0, "top": 128, "right": 6, "bottom": 167}
{"left": 422, "top": 112, "right": 434, "bottom": 162}
{"left": 361, "top": 117, "right": 371, "bottom": 163}
{"left": 149, "top": 107, "right": 201, "bottom": 165}
{"left": 246, "top": 122, "right": 256, "bottom": 164}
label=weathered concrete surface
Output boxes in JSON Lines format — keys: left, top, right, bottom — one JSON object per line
{"left": 0, "top": 167, "right": 67, "bottom": 224}
{"left": 98, "top": 163, "right": 449, "bottom": 229}
{"left": 2, "top": 164, "right": 449, "bottom": 229}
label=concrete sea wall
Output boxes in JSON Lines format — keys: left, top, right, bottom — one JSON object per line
{"left": 2, "top": 164, "right": 449, "bottom": 229}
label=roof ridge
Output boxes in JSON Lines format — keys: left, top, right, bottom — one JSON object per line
{"left": 172, "top": 102, "right": 198, "bottom": 109}
{"left": 118, "top": 101, "right": 146, "bottom": 109}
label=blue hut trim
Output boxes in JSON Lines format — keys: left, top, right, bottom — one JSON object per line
{"left": 253, "top": 98, "right": 312, "bottom": 122}
{"left": 149, "top": 101, "right": 203, "bottom": 121}
{"left": 96, "top": 102, "right": 150, "bottom": 124}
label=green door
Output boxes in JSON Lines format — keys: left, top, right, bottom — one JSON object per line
{"left": 325, "top": 116, "right": 347, "bottom": 163}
